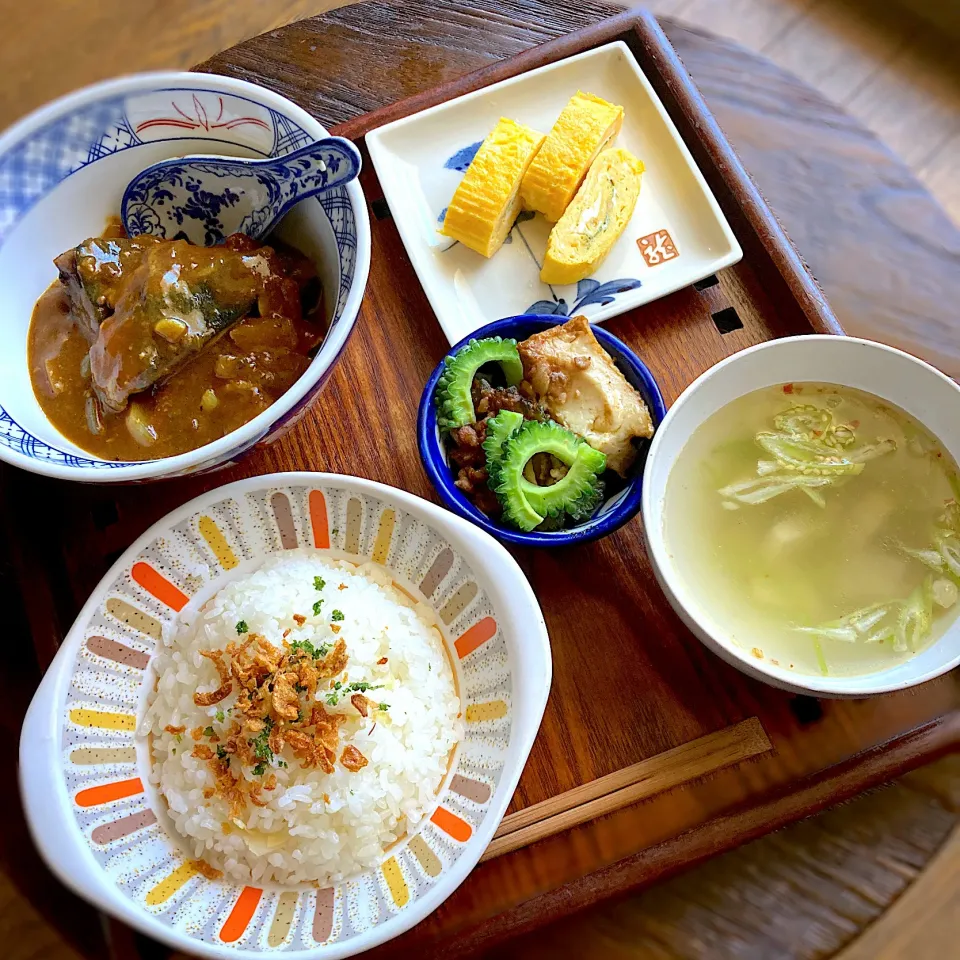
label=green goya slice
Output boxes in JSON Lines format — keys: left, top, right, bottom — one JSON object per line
{"left": 489, "top": 420, "right": 606, "bottom": 531}
{"left": 565, "top": 478, "right": 607, "bottom": 523}
{"left": 481, "top": 410, "right": 525, "bottom": 466}
{"left": 435, "top": 337, "right": 523, "bottom": 431}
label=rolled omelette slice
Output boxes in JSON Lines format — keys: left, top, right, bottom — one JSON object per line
{"left": 440, "top": 117, "right": 546, "bottom": 258}
{"left": 540, "top": 147, "right": 644, "bottom": 286}
{"left": 520, "top": 91, "right": 624, "bottom": 222}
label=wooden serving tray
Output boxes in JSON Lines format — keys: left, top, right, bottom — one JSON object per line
{"left": 6, "top": 11, "right": 959, "bottom": 959}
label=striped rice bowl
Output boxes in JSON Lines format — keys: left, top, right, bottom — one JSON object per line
{"left": 141, "top": 551, "right": 462, "bottom": 885}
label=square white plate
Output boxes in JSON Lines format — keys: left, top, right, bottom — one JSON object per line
{"left": 366, "top": 40, "right": 743, "bottom": 344}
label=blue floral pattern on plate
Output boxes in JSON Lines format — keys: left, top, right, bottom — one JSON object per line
{"left": 526, "top": 277, "right": 644, "bottom": 317}
{"left": 443, "top": 141, "right": 483, "bottom": 172}
{"left": 0, "top": 87, "right": 358, "bottom": 470}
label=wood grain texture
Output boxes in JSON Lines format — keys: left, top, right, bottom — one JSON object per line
{"left": 660, "top": 23, "right": 960, "bottom": 377}
{"left": 496, "top": 753, "right": 960, "bottom": 960}
{"left": 837, "top": 830, "right": 960, "bottom": 960}
{"left": 482, "top": 719, "right": 772, "bottom": 860}
{"left": 0, "top": 474, "right": 107, "bottom": 960}
{"left": 644, "top": 0, "right": 960, "bottom": 227}
{"left": 0, "top": 0, "right": 350, "bottom": 130}
{"left": 762, "top": 0, "right": 918, "bottom": 105}
{"left": 843, "top": 23, "right": 960, "bottom": 170}
{"left": 4, "top": 3, "right": 960, "bottom": 960}
{"left": 918, "top": 131, "right": 960, "bottom": 228}
{"left": 0, "top": 871, "right": 85, "bottom": 960}
{"left": 837, "top": 757, "right": 960, "bottom": 960}
{"left": 680, "top": 0, "right": 815, "bottom": 50}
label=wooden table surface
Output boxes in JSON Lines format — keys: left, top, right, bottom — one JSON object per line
{"left": 4, "top": 2, "right": 960, "bottom": 959}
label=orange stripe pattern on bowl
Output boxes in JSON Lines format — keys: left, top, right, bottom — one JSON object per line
{"left": 455, "top": 616, "right": 497, "bottom": 658}
{"left": 309, "top": 490, "right": 330, "bottom": 548}
{"left": 220, "top": 886, "right": 263, "bottom": 943}
{"left": 431, "top": 806, "right": 473, "bottom": 842}
{"left": 75, "top": 777, "right": 143, "bottom": 807}
{"left": 131, "top": 562, "right": 189, "bottom": 611}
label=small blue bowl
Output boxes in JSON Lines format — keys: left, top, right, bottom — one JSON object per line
{"left": 417, "top": 315, "right": 667, "bottom": 547}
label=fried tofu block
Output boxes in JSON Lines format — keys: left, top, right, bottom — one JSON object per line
{"left": 519, "top": 315, "right": 653, "bottom": 476}
{"left": 520, "top": 91, "right": 624, "bottom": 222}
{"left": 541, "top": 147, "right": 644, "bottom": 285}
{"left": 440, "top": 117, "right": 546, "bottom": 257}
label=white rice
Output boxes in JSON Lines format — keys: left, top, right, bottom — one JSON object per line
{"left": 142, "top": 550, "right": 462, "bottom": 885}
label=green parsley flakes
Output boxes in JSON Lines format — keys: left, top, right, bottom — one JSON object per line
{"left": 290, "top": 638, "right": 318, "bottom": 658}
{"left": 215, "top": 709, "right": 225, "bottom": 723}
{"left": 290, "top": 638, "right": 331, "bottom": 660}
{"left": 203, "top": 726, "right": 215, "bottom": 738}
{"left": 249, "top": 720, "right": 274, "bottom": 761}
{"left": 314, "top": 576, "right": 326, "bottom": 590}
{"left": 236, "top": 620, "right": 248, "bottom": 635}
{"left": 327, "top": 679, "right": 383, "bottom": 705}
{"left": 312, "top": 599, "right": 324, "bottom": 616}
{"left": 331, "top": 610, "right": 344, "bottom": 622}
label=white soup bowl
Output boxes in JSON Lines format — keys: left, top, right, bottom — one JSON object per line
{"left": 642, "top": 335, "right": 960, "bottom": 698}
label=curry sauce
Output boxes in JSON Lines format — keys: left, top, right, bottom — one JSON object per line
{"left": 28, "top": 229, "right": 324, "bottom": 461}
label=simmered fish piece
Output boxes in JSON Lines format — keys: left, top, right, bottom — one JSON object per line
{"left": 89, "top": 241, "right": 265, "bottom": 412}
{"left": 55, "top": 236, "right": 160, "bottom": 341}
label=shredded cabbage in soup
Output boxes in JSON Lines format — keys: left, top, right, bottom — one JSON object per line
{"left": 665, "top": 383, "right": 960, "bottom": 677}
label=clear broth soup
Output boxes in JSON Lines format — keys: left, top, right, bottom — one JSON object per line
{"left": 665, "top": 383, "right": 960, "bottom": 677}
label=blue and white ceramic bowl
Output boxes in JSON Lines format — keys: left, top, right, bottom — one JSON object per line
{"left": 0, "top": 72, "right": 371, "bottom": 482}
{"left": 418, "top": 315, "right": 667, "bottom": 547}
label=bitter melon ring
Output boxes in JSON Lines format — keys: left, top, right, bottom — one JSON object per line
{"left": 489, "top": 420, "right": 607, "bottom": 531}
{"left": 482, "top": 410, "right": 525, "bottom": 465}
{"left": 435, "top": 337, "right": 523, "bottom": 431}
